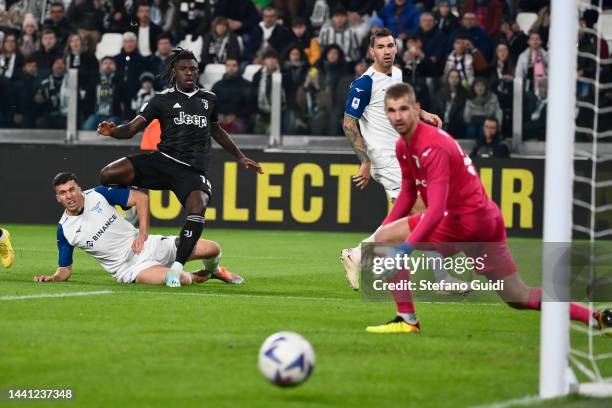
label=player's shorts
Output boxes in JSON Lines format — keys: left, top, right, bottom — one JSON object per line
{"left": 370, "top": 161, "right": 401, "bottom": 200}
{"left": 407, "top": 210, "right": 517, "bottom": 280}
{"left": 127, "top": 151, "right": 212, "bottom": 205}
{"left": 114, "top": 234, "right": 177, "bottom": 283}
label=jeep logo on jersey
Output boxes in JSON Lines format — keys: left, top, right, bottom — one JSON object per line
{"left": 174, "top": 111, "right": 208, "bottom": 127}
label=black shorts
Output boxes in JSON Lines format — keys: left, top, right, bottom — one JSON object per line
{"left": 127, "top": 151, "right": 212, "bottom": 205}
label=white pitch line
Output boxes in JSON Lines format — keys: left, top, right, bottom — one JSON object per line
{"left": 0, "top": 290, "right": 114, "bottom": 301}
{"left": 123, "top": 290, "right": 347, "bottom": 302}
{"left": 471, "top": 395, "right": 540, "bottom": 408}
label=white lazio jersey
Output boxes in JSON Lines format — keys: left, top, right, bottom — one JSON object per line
{"left": 344, "top": 65, "right": 403, "bottom": 167}
{"left": 57, "top": 187, "right": 137, "bottom": 276}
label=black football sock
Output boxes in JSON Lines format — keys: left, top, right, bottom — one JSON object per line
{"left": 175, "top": 213, "right": 205, "bottom": 265}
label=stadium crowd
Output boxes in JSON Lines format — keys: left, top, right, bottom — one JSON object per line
{"left": 0, "top": 0, "right": 610, "bottom": 146}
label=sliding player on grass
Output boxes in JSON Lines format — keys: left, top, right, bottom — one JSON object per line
{"left": 365, "top": 83, "right": 611, "bottom": 334}
{"left": 34, "top": 172, "right": 243, "bottom": 285}
{"left": 340, "top": 28, "right": 464, "bottom": 293}
{"left": 0, "top": 227, "right": 15, "bottom": 268}
{"left": 96, "top": 48, "right": 262, "bottom": 288}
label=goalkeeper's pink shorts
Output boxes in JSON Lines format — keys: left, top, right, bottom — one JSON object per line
{"left": 407, "top": 209, "right": 517, "bottom": 280}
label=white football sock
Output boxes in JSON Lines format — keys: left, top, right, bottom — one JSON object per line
{"left": 203, "top": 252, "right": 221, "bottom": 273}
{"left": 397, "top": 313, "right": 418, "bottom": 324}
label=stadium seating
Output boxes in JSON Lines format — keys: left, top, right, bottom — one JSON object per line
{"left": 95, "top": 33, "right": 124, "bottom": 61}
{"left": 199, "top": 63, "right": 225, "bottom": 90}
{"left": 179, "top": 34, "right": 203, "bottom": 63}
{"left": 516, "top": 12, "right": 538, "bottom": 34}
{"left": 242, "top": 64, "right": 262, "bottom": 82}
{"left": 596, "top": 13, "right": 612, "bottom": 41}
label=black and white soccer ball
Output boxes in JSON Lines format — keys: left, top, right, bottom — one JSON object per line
{"left": 258, "top": 332, "right": 315, "bottom": 387}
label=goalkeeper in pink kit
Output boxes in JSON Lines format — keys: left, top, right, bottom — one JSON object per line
{"left": 366, "top": 83, "right": 611, "bottom": 334}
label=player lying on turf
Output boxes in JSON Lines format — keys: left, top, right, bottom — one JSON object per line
{"left": 339, "top": 28, "right": 466, "bottom": 293}
{"left": 33, "top": 172, "right": 243, "bottom": 285}
{"left": 97, "top": 48, "right": 262, "bottom": 288}
{"left": 365, "top": 83, "right": 611, "bottom": 334}
{"left": 0, "top": 227, "right": 15, "bottom": 268}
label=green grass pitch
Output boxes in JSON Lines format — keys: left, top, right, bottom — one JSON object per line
{"left": 1, "top": 225, "right": 611, "bottom": 408}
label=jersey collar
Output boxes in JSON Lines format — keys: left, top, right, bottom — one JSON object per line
{"left": 175, "top": 85, "right": 199, "bottom": 98}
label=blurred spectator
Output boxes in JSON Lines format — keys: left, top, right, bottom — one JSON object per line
{"left": 280, "top": 43, "right": 309, "bottom": 134}
{"left": 18, "top": 13, "right": 39, "bottom": 58}
{"left": 402, "top": 35, "right": 435, "bottom": 109}
{"left": 340, "top": 0, "right": 384, "bottom": 16}
{"left": 487, "top": 42, "right": 514, "bottom": 137}
{"left": 379, "top": 0, "right": 421, "bottom": 40}
{"left": 114, "top": 32, "right": 147, "bottom": 118}
{"left": 463, "top": 77, "right": 502, "bottom": 139}
{"left": 515, "top": 31, "right": 547, "bottom": 97}
{"left": 531, "top": 5, "right": 550, "bottom": 47}
{"left": 211, "top": 58, "right": 253, "bottom": 133}
{"left": 34, "top": 55, "right": 68, "bottom": 129}
{"left": 128, "top": 3, "right": 163, "bottom": 58}
{"left": 252, "top": 48, "right": 283, "bottom": 133}
{"left": 317, "top": 44, "right": 350, "bottom": 134}
{"left": 43, "top": 1, "right": 70, "bottom": 50}
{"left": 150, "top": 0, "right": 175, "bottom": 33}
{"left": 309, "top": 0, "right": 330, "bottom": 31}
{"left": 360, "top": 16, "right": 385, "bottom": 62}
{"left": 516, "top": 0, "right": 548, "bottom": 13}
{"left": 67, "top": 0, "right": 105, "bottom": 52}
{"left": 149, "top": 33, "right": 174, "bottom": 88}
{"left": 463, "top": 0, "right": 504, "bottom": 38}
{"left": 444, "top": 34, "right": 474, "bottom": 88}
{"left": 523, "top": 77, "right": 547, "bottom": 140}
{"left": 250, "top": 7, "right": 292, "bottom": 59}
{"left": 32, "top": 29, "right": 61, "bottom": 78}
{"left": 416, "top": 11, "right": 446, "bottom": 75}
{"left": 82, "top": 56, "right": 121, "bottom": 130}
{"left": 470, "top": 117, "right": 509, "bottom": 158}
{"left": 449, "top": 12, "right": 492, "bottom": 60}
{"left": 464, "top": 36, "right": 488, "bottom": 76}
{"left": 0, "top": 32, "right": 23, "bottom": 81}
{"left": 65, "top": 32, "right": 99, "bottom": 121}
{"left": 131, "top": 72, "right": 156, "bottom": 113}
{"left": 433, "top": 0, "right": 459, "bottom": 37}
{"left": 101, "top": 0, "right": 130, "bottom": 33}
{"left": 347, "top": 11, "right": 370, "bottom": 44}
{"left": 289, "top": 17, "right": 321, "bottom": 66}
{"left": 432, "top": 69, "right": 467, "bottom": 138}
{"left": 174, "top": 0, "right": 212, "bottom": 40}
{"left": 318, "top": 7, "right": 361, "bottom": 63}
{"left": 496, "top": 19, "right": 527, "bottom": 64}
{"left": 215, "top": 0, "right": 259, "bottom": 37}
{"left": 582, "top": 9, "right": 609, "bottom": 60}
{"left": 201, "top": 17, "right": 241, "bottom": 68}
{"left": 12, "top": 57, "right": 39, "bottom": 128}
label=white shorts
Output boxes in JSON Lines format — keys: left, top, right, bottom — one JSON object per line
{"left": 114, "top": 235, "right": 177, "bottom": 283}
{"left": 370, "top": 161, "right": 401, "bottom": 200}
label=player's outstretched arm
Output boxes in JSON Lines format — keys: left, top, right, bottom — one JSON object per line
{"left": 33, "top": 266, "right": 72, "bottom": 282}
{"left": 126, "top": 190, "right": 150, "bottom": 254}
{"left": 97, "top": 116, "right": 147, "bottom": 140}
{"left": 211, "top": 123, "right": 264, "bottom": 174}
{"left": 343, "top": 115, "right": 371, "bottom": 189}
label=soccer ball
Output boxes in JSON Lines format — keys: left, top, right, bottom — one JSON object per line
{"left": 258, "top": 331, "right": 315, "bottom": 387}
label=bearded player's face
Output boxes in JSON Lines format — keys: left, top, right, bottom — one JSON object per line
{"left": 370, "top": 35, "right": 396, "bottom": 69}
{"left": 385, "top": 95, "right": 419, "bottom": 135}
